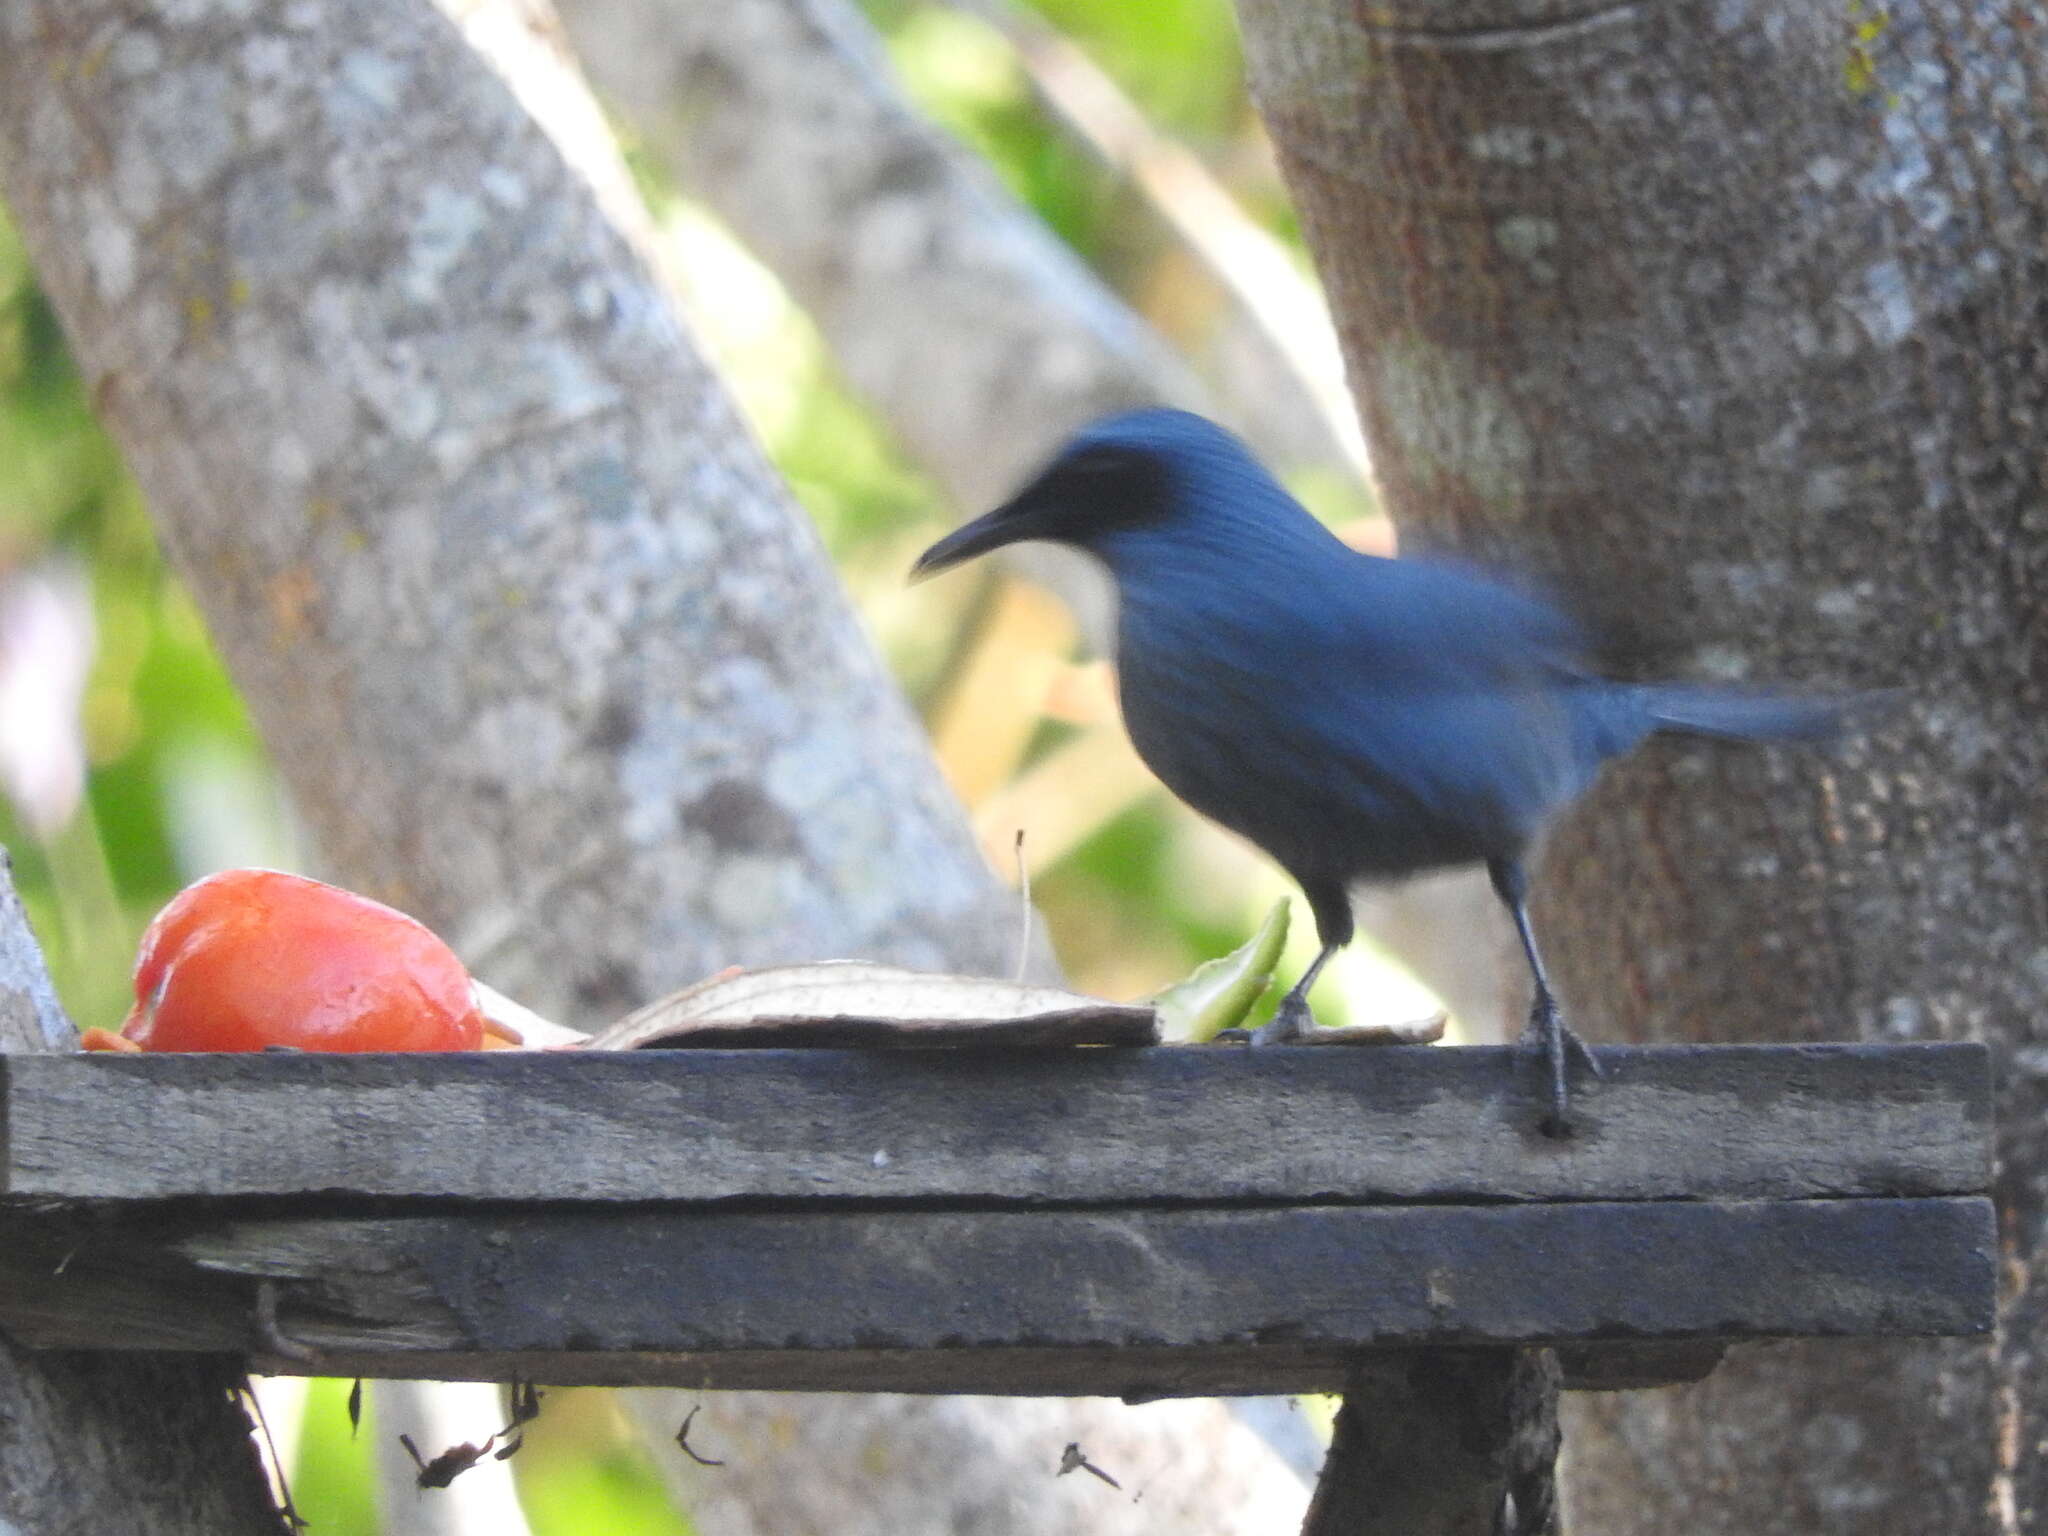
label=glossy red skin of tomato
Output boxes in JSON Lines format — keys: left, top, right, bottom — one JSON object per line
{"left": 122, "top": 869, "right": 484, "bottom": 1052}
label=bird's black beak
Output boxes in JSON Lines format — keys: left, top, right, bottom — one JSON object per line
{"left": 909, "top": 500, "right": 1038, "bottom": 582}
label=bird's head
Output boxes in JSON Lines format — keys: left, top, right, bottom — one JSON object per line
{"left": 911, "top": 408, "right": 1254, "bottom": 580}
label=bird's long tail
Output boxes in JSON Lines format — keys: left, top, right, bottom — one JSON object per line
{"left": 1636, "top": 684, "right": 1857, "bottom": 743}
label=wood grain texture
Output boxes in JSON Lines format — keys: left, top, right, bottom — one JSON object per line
{"left": 73, "top": 1343, "right": 1704, "bottom": 1398}
{"left": 0, "top": 1198, "right": 1995, "bottom": 1394}
{"left": 1, "top": 1043, "right": 1990, "bottom": 1204}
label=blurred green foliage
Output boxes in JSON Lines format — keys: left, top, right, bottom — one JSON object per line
{"left": 1030, "top": 0, "right": 1245, "bottom": 135}
{"left": 870, "top": 0, "right": 1299, "bottom": 296}
{"left": 882, "top": 6, "right": 1123, "bottom": 256}
{"left": 512, "top": 1390, "right": 695, "bottom": 1536}
{"left": 286, "top": 1380, "right": 380, "bottom": 1536}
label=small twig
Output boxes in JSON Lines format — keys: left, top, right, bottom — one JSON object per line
{"left": 1013, "top": 827, "right": 1032, "bottom": 983}
{"left": 675, "top": 1404, "right": 725, "bottom": 1467}
{"left": 253, "top": 1278, "right": 320, "bottom": 1363}
{"left": 1057, "top": 1442, "right": 1122, "bottom": 1490}
{"left": 239, "top": 1381, "right": 309, "bottom": 1529}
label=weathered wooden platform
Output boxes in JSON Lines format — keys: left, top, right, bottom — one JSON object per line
{"left": 0, "top": 1042, "right": 1994, "bottom": 1396}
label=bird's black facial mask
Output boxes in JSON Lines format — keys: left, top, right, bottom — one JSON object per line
{"left": 910, "top": 443, "right": 1171, "bottom": 580}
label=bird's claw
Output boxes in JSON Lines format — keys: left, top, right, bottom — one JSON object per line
{"left": 1520, "top": 992, "right": 1599, "bottom": 1138}
{"left": 1248, "top": 994, "right": 1314, "bottom": 1047}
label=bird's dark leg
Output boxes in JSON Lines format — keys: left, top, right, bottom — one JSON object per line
{"left": 1243, "top": 879, "right": 1353, "bottom": 1046}
{"left": 1251, "top": 939, "right": 1342, "bottom": 1045}
{"left": 1488, "top": 856, "right": 1602, "bottom": 1135}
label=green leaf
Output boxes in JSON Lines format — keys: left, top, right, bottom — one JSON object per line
{"left": 1150, "top": 898, "right": 1289, "bottom": 1042}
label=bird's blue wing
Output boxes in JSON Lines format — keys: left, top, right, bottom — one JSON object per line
{"left": 1114, "top": 548, "right": 1603, "bottom": 879}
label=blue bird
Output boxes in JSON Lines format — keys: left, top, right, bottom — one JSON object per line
{"left": 913, "top": 408, "right": 1842, "bottom": 1131}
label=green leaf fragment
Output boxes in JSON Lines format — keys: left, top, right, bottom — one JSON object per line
{"left": 1150, "top": 899, "right": 1290, "bottom": 1043}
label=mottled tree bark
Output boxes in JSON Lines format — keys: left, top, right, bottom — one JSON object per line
{"left": 0, "top": 1, "right": 1299, "bottom": 1529}
{"left": 0, "top": 852, "right": 285, "bottom": 1535}
{"left": 1236, "top": 1, "right": 2043, "bottom": 1531}
{"left": 0, "top": 856, "right": 71, "bottom": 1058}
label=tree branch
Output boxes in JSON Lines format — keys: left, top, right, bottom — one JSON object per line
{"left": 552, "top": 0, "right": 1354, "bottom": 509}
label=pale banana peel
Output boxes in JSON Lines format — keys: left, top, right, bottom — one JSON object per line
{"left": 585, "top": 962, "right": 1157, "bottom": 1050}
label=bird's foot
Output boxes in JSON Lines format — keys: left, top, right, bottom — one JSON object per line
{"left": 1518, "top": 992, "right": 1602, "bottom": 1138}
{"left": 1245, "top": 992, "right": 1315, "bottom": 1048}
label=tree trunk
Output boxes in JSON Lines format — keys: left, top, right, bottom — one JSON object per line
{"left": 0, "top": 1, "right": 1301, "bottom": 1528}
{"left": 1, "top": 852, "right": 286, "bottom": 1534}
{"left": 1234, "top": 1, "right": 2043, "bottom": 1531}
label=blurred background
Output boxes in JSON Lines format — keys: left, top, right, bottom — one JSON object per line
{"left": 0, "top": 0, "right": 1440, "bottom": 1527}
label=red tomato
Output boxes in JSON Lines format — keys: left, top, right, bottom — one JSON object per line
{"left": 115, "top": 869, "right": 485, "bottom": 1052}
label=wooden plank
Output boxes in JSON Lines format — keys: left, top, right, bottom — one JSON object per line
{"left": 1, "top": 1042, "right": 1990, "bottom": 1205}
{"left": 232, "top": 1343, "right": 1713, "bottom": 1396}
{"left": 1550, "top": 1340, "right": 1727, "bottom": 1390}
{"left": 0, "top": 1198, "right": 1994, "bottom": 1398}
